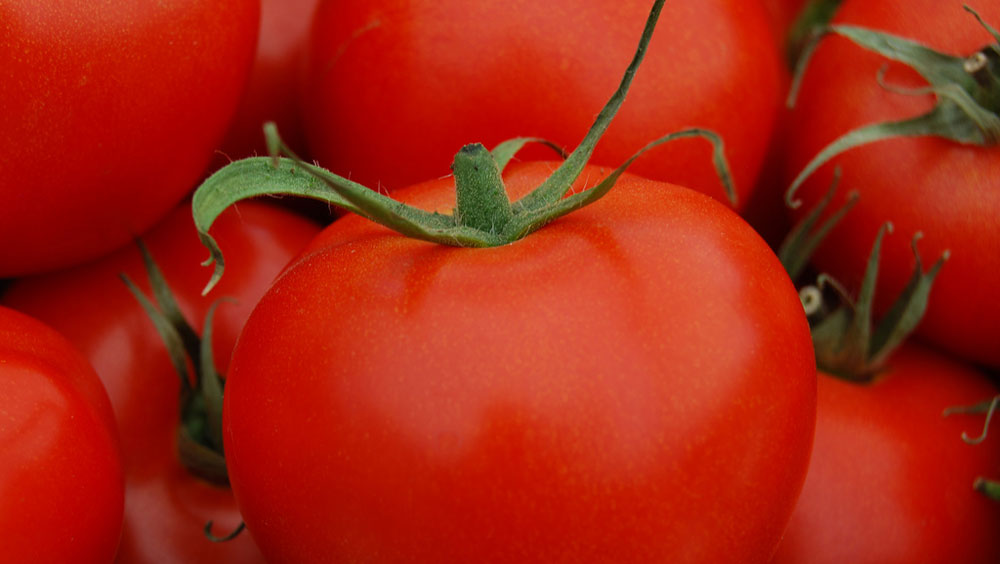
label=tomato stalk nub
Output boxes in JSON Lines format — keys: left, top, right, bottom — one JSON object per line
{"left": 191, "top": 0, "right": 734, "bottom": 295}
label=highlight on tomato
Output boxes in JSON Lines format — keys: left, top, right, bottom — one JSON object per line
{"left": 0, "top": 306, "right": 125, "bottom": 563}
{"left": 189, "top": 1, "right": 817, "bottom": 560}
{"left": 1, "top": 201, "right": 320, "bottom": 563}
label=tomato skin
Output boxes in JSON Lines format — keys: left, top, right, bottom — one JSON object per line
{"left": 0, "top": 306, "right": 124, "bottom": 563}
{"left": 224, "top": 162, "right": 816, "bottom": 562}
{"left": 301, "top": 0, "right": 781, "bottom": 209}
{"left": 1, "top": 202, "right": 320, "bottom": 563}
{"left": 771, "top": 344, "right": 1000, "bottom": 563}
{"left": 217, "top": 0, "right": 321, "bottom": 160}
{"left": 782, "top": 0, "right": 1000, "bottom": 367}
{"left": 0, "top": 1, "right": 260, "bottom": 277}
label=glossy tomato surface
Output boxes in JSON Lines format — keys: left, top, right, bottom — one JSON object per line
{"left": 300, "top": 0, "right": 782, "bottom": 209}
{"left": 0, "top": 306, "right": 124, "bottom": 563}
{"left": 782, "top": 0, "right": 1000, "bottom": 367}
{"left": 772, "top": 344, "right": 1000, "bottom": 563}
{"left": 0, "top": 0, "right": 259, "bottom": 276}
{"left": 223, "top": 162, "right": 817, "bottom": 562}
{"left": 1, "top": 201, "right": 320, "bottom": 563}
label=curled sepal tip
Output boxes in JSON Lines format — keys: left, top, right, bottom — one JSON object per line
{"left": 778, "top": 167, "right": 858, "bottom": 280}
{"left": 785, "top": 6, "right": 1000, "bottom": 208}
{"left": 807, "top": 223, "right": 948, "bottom": 380}
{"left": 205, "top": 520, "right": 247, "bottom": 543}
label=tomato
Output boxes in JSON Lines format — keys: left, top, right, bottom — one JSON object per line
{"left": 782, "top": 0, "right": 1000, "bottom": 367}
{"left": 761, "top": 0, "right": 808, "bottom": 44}
{"left": 0, "top": 0, "right": 260, "bottom": 277}
{"left": 217, "top": 0, "right": 321, "bottom": 160}
{"left": 1, "top": 201, "right": 320, "bottom": 563}
{"left": 771, "top": 344, "right": 1000, "bottom": 563}
{"left": 300, "top": 0, "right": 782, "bottom": 209}
{"left": 218, "top": 161, "right": 817, "bottom": 562}
{"left": 0, "top": 306, "right": 124, "bottom": 563}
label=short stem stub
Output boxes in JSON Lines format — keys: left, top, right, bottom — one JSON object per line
{"left": 452, "top": 143, "right": 512, "bottom": 237}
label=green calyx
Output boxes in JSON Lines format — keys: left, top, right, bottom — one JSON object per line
{"left": 778, "top": 177, "right": 949, "bottom": 381}
{"left": 786, "top": 5, "right": 1000, "bottom": 208}
{"left": 121, "top": 241, "right": 230, "bottom": 485}
{"left": 192, "top": 0, "right": 734, "bottom": 295}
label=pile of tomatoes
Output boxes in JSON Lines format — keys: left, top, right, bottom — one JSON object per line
{"left": 2, "top": 0, "right": 998, "bottom": 562}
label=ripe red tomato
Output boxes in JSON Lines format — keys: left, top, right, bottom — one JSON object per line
{"left": 0, "top": 1, "right": 260, "bottom": 277}
{"left": 0, "top": 306, "right": 124, "bottom": 563}
{"left": 771, "top": 344, "right": 1000, "bottom": 563}
{"left": 782, "top": 0, "right": 1000, "bottom": 367}
{"left": 1, "top": 201, "right": 320, "bottom": 563}
{"left": 220, "top": 161, "right": 817, "bottom": 562}
{"left": 300, "top": 0, "right": 782, "bottom": 209}
{"left": 217, "top": 0, "right": 321, "bottom": 160}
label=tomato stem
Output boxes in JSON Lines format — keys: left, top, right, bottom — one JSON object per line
{"left": 191, "top": 0, "right": 734, "bottom": 295}
{"left": 452, "top": 143, "right": 512, "bottom": 237}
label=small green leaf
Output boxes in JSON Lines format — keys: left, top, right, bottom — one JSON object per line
{"left": 490, "top": 137, "right": 567, "bottom": 173}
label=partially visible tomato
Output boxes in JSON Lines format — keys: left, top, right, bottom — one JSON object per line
{"left": 0, "top": 306, "right": 124, "bottom": 563}
{"left": 782, "top": 0, "right": 1000, "bottom": 367}
{"left": 771, "top": 344, "right": 1000, "bottom": 563}
{"left": 1, "top": 201, "right": 320, "bottom": 563}
{"left": 217, "top": 0, "right": 321, "bottom": 160}
{"left": 0, "top": 0, "right": 260, "bottom": 276}
{"left": 300, "top": 0, "right": 782, "bottom": 209}
{"left": 220, "top": 161, "right": 817, "bottom": 562}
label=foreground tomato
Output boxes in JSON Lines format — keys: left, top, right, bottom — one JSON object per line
{"left": 0, "top": 306, "right": 124, "bottom": 563}
{"left": 1, "top": 202, "right": 320, "bottom": 563}
{"left": 300, "top": 0, "right": 781, "bottom": 208}
{"left": 0, "top": 0, "right": 259, "bottom": 276}
{"left": 772, "top": 344, "right": 1000, "bottom": 563}
{"left": 217, "top": 161, "right": 817, "bottom": 562}
{"left": 782, "top": 0, "right": 1000, "bottom": 367}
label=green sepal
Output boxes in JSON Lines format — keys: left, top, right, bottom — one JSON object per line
{"left": 193, "top": 0, "right": 737, "bottom": 294}
{"left": 778, "top": 167, "right": 858, "bottom": 280}
{"left": 785, "top": 0, "right": 844, "bottom": 69}
{"left": 121, "top": 240, "right": 230, "bottom": 484}
{"left": 807, "top": 224, "right": 948, "bottom": 380}
{"left": 490, "top": 137, "right": 567, "bottom": 173}
{"left": 944, "top": 394, "right": 1000, "bottom": 502}
{"left": 786, "top": 7, "right": 1000, "bottom": 208}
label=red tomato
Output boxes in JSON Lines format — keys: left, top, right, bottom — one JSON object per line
{"left": 771, "top": 344, "right": 1000, "bottom": 563}
{"left": 300, "top": 0, "right": 782, "bottom": 209}
{"left": 0, "top": 306, "right": 124, "bottom": 563}
{"left": 221, "top": 161, "right": 817, "bottom": 562}
{"left": 217, "top": 0, "right": 321, "bottom": 160}
{"left": 1, "top": 201, "right": 320, "bottom": 563}
{"left": 761, "top": 0, "right": 807, "bottom": 44}
{"left": 0, "top": 1, "right": 260, "bottom": 277}
{"left": 782, "top": 0, "right": 1000, "bottom": 367}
